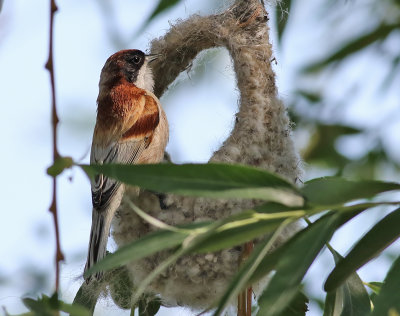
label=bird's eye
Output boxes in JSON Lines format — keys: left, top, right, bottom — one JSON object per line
{"left": 133, "top": 56, "right": 141, "bottom": 64}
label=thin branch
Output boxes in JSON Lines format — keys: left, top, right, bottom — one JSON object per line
{"left": 237, "top": 241, "right": 254, "bottom": 316}
{"left": 45, "top": 0, "right": 64, "bottom": 292}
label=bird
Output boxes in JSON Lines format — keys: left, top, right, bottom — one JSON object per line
{"left": 84, "top": 49, "right": 169, "bottom": 282}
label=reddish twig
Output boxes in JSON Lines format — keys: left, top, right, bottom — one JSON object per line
{"left": 245, "top": 242, "right": 253, "bottom": 316}
{"left": 246, "top": 286, "right": 252, "bottom": 316}
{"left": 237, "top": 241, "right": 254, "bottom": 316}
{"left": 45, "top": 0, "right": 64, "bottom": 292}
{"left": 238, "top": 291, "right": 245, "bottom": 316}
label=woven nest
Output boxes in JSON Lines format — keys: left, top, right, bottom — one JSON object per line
{"left": 108, "top": 0, "right": 302, "bottom": 311}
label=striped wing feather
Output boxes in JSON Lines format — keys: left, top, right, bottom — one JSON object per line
{"left": 91, "top": 94, "right": 160, "bottom": 211}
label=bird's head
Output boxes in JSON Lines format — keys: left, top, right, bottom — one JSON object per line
{"left": 99, "top": 49, "right": 158, "bottom": 93}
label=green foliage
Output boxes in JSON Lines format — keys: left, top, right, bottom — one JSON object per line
{"left": 301, "top": 124, "right": 361, "bottom": 170}
{"left": 256, "top": 213, "right": 339, "bottom": 316}
{"left": 212, "top": 221, "right": 294, "bottom": 316}
{"left": 275, "top": 0, "right": 292, "bottom": 42}
{"left": 302, "top": 177, "right": 400, "bottom": 207}
{"left": 82, "top": 163, "right": 303, "bottom": 206}
{"left": 71, "top": 282, "right": 99, "bottom": 316}
{"left": 84, "top": 223, "right": 189, "bottom": 277}
{"left": 304, "top": 23, "right": 400, "bottom": 73}
{"left": 47, "top": 156, "right": 73, "bottom": 177}
{"left": 137, "top": 296, "right": 161, "bottom": 316}
{"left": 137, "top": 0, "right": 182, "bottom": 33}
{"left": 18, "top": 293, "right": 90, "bottom": 316}
{"left": 147, "top": 0, "right": 181, "bottom": 23}
{"left": 77, "top": 162, "right": 400, "bottom": 315}
{"left": 325, "top": 207, "right": 400, "bottom": 292}
{"left": 371, "top": 256, "right": 400, "bottom": 315}
{"left": 109, "top": 267, "right": 134, "bottom": 310}
{"left": 323, "top": 248, "right": 371, "bottom": 316}
{"left": 364, "top": 282, "right": 383, "bottom": 295}
{"left": 281, "top": 291, "right": 309, "bottom": 316}
{"left": 278, "top": 0, "right": 400, "bottom": 181}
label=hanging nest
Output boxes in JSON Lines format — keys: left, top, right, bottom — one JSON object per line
{"left": 108, "top": 0, "right": 302, "bottom": 311}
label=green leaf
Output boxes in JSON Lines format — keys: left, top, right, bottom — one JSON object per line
{"left": 371, "top": 255, "right": 400, "bottom": 316}
{"left": 135, "top": 0, "right": 181, "bottom": 34}
{"left": 85, "top": 226, "right": 191, "bottom": 277}
{"left": 87, "top": 199, "right": 305, "bottom": 278}
{"left": 72, "top": 282, "right": 99, "bottom": 315}
{"left": 47, "top": 156, "right": 74, "bottom": 177}
{"left": 81, "top": 163, "right": 303, "bottom": 206}
{"left": 138, "top": 295, "right": 161, "bottom": 316}
{"left": 249, "top": 205, "right": 369, "bottom": 285}
{"left": 22, "top": 297, "right": 53, "bottom": 316}
{"left": 279, "top": 290, "right": 309, "bottom": 316}
{"left": 323, "top": 247, "right": 371, "bottom": 316}
{"left": 302, "top": 124, "right": 361, "bottom": 169}
{"left": 304, "top": 23, "right": 400, "bottom": 72}
{"left": 335, "top": 202, "right": 400, "bottom": 214}
{"left": 323, "top": 290, "right": 340, "bottom": 316}
{"left": 254, "top": 202, "right": 295, "bottom": 213}
{"left": 325, "top": 207, "right": 400, "bottom": 291}
{"left": 297, "top": 90, "right": 322, "bottom": 103}
{"left": 109, "top": 267, "right": 134, "bottom": 310}
{"left": 275, "top": 0, "right": 292, "bottom": 42}
{"left": 213, "top": 219, "right": 295, "bottom": 316}
{"left": 256, "top": 213, "right": 340, "bottom": 316}
{"left": 146, "top": 0, "right": 181, "bottom": 24}
{"left": 130, "top": 217, "right": 233, "bottom": 306}
{"left": 364, "top": 281, "right": 382, "bottom": 295}
{"left": 194, "top": 209, "right": 305, "bottom": 253}
{"left": 23, "top": 293, "right": 90, "bottom": 316}
{"left": 60, "top": 302, "right": 91, "bottom": 316}
{"left": 302, "top": 177, "right": 400, "bottom": 207}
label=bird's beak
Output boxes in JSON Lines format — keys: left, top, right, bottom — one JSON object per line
{"left": 146, "top": 53, "right": 162, "bottom": 64}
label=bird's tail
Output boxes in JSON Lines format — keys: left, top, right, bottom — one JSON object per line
{"left": 84, "top": 208, "right": 114, "bottom": 282}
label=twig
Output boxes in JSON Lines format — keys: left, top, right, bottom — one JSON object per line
{"left": 45, "top": 0, "right": 64, "bottom": 292}
{"left": 238, "top": 241, "right": 254, "bottom": 316}
{"left": 246, "top": 285, "right": 252, "bottom": 316}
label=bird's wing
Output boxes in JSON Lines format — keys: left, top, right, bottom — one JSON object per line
{"left": 90, "top": 94, "right": 160, "bottom": 211}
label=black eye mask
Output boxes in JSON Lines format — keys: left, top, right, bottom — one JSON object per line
{"left": 123, "top": 51, "right": 145, "bottom": 84}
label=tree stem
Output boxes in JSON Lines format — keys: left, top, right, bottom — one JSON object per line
{"left": 45, "top": 0, "right": 64, "bottom": 293}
